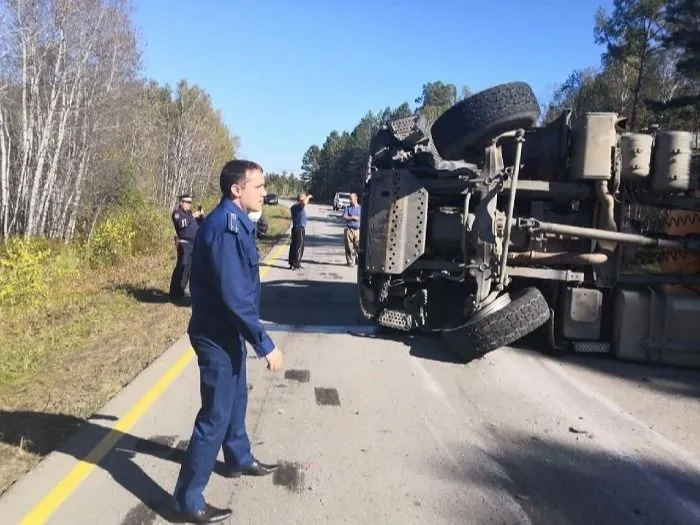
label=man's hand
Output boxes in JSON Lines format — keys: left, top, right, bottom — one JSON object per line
{"left": 265, "top": 348, "right": 284, "bottom": 371}
{"left": 193, "top": 210, "right": 204, "bottom": 218}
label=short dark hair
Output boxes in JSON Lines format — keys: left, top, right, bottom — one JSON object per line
{"left": 219, "top": 159, "right": 263, "bottom": 197}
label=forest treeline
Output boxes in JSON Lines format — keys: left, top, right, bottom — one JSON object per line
{"left": 300, "top": 0, "right": 700, "bottom": 201}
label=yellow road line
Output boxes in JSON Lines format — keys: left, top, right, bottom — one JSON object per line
{"left": 20, "top": 240, "right": 289, "bottom": 525}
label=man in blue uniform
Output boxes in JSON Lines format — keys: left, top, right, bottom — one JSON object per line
{"left": 169, "top": 194, "right": 204, "bottom": 302}
{"left": 172, "top": 160, "right": 284, "bottom": 524}
{"left": 288, "top": 192, "right": 312, "bottom": 269}
{"left": 341, "top": 192, "right": 361, "bottom": 266}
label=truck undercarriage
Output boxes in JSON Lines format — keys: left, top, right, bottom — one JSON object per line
{"left": 357, "top": 82, "right": 700, "bottom": 368}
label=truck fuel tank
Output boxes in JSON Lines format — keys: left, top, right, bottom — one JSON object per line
{"left": 651, "top": 131, "right": 696, "bottom": 193}
{"left": 612, "top": 286, "right": 700, "bottom": 369}
{"left": 620, "top": 132, "right": 653, "bottom": 182}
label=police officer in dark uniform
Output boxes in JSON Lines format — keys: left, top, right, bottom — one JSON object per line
{"left": 169, "top": 194, "right": 204, "bottom": 302}
{"left": 171, "top": 160, "right": 284, "bottom": 524}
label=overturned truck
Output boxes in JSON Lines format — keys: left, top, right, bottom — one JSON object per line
{"left": 357, "top": 81, "right": 700, "bottom": 368}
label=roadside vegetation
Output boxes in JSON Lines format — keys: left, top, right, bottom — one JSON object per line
{"left": 0, "top": 201, "right": 290, "bottom": 493}
{"left": 0, "top": 0, "right": 299, "bottom": 495}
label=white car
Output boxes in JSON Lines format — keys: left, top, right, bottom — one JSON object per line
{"left": 333, "top": 192, "right": 351, "bottom": 211}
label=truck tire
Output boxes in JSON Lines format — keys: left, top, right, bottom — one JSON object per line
{"left": 430, "top": 82, "right": 541, "bottom": 161}
{"left": 440, "top": 287, "right": 551, "bottom": 363}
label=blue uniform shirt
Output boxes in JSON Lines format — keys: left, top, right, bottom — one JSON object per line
{"left": 187, "top": 197, "right": 275, "bottom": 357}
{"left": 290, "top": 203, "right": 307, "bottom": 228}
{"left": 172, "top": 207, "right": 200, "bottom": 241}
{"left": 344, "top": 204, "right": 361, "bottom": 229}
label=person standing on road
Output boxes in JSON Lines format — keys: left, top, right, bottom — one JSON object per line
{"left": 171, "top": 159, "right": 284, "bottom": 524}
{"left": 169, "top": 194, "right": 204, "bottom": 302}
{"left": 342, "top": 192, "right": 361, "bottom": 266}
{"left": 288, "top": 192, "right": 312, "bottom": 270}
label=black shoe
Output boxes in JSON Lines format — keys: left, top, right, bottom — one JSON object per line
{"left": 224, "top": 459, "right": 279, "bottom": 478}
{"left": 178, "top": 503, "right": 232, "bottom": 523}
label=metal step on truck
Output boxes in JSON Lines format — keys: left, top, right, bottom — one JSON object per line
{"left": 356, "top": 81, "right": 700, "bottom": 368}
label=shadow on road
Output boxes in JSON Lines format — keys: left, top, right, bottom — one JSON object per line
{"left": 0, "top": 410, "right": 228, "bottom": 523}
{"left": 260, "top": 279, "right": 365, "bottom": 326}
{"left": 428, "top": 427, "right": 700, "bottom": 525}
{"left": 516, "top": 332, "right": 700, "bottom": 400}
{"left": 557, "top": 352, "right": 700, "bottom": 400}
{"left": 348, "top": 329, "right": 466, "bottom": 364}
{"left": 260, "top": 278, "right": 466, "bottom": 363}
{"left": 298, "top": 233, "right": 344, "bottom": 247}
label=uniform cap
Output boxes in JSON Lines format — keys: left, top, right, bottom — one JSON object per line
{"left": 178, "top": 194, "right": 193, "bottom": 202}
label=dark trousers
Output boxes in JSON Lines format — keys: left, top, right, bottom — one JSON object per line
{"left": 288, "top": 225, "right": 305, "bottom": 268}
{"left": 169, "top": 240, "right": 193, "bottom": 299}
{"left": 172, "top": 332, "right": 254, "bottom": 514}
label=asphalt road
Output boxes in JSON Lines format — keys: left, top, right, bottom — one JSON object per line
{"left": 1, "top": 202, "right": 700, "bottom": 525}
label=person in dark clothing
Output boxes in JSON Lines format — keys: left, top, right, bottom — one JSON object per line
{"left": 169, "top": 194, "right": 204, "bottom": 301}
{"left": 288, "top": 192, "right": 312, "bottom": 269}
{"left": 255, "top": 213, "right": 269, "bottom": 239}
{"left": 171, "top": 160, "right": 283, "bottom": 524}
{"left": 249, "top": 210, "right": 268, "bottom": 260}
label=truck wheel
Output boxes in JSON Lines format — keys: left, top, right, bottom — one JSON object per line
{"left": 356, "top": 266, "right": 380, "bottom": 320}
{"left": 430, "top": 82, "right": 541, "bottom": 161}
{"left": 440, "top": 287, "right": 551, "bottom": 363}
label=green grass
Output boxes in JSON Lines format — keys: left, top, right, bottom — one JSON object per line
{"left": 258, "top": 203, "right": 292, "bottom": 250}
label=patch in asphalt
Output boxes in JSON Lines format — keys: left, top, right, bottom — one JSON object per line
{"left": 121, "top": 502, "right": 156, "bottom": 525}
{"left": 122, "top": 500, "right": 180, "bottom": 525}
{"left": 284, "top": 369, "right": 311, "bottom": 383}
{"left": 273, "top": 461, "right": 306, "bottom": 493}
{"left": 314, "top": 387, "right": 341, "bottom": 406}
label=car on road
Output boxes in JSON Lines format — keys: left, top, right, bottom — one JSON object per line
{"left": 333, "top": 192, "right": 351, "bottom": 211}
{"left": 264, "top": 193, "right": 278, "bottom": 205}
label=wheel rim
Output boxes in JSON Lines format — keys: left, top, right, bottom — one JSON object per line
{"left": 470, "top": 292, "right": 512, "bottom": 322}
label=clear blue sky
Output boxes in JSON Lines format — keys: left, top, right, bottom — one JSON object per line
{"left": 133, "top": 0, "right": 614, "bottom": 175}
